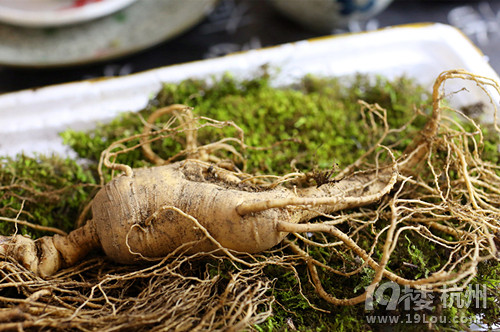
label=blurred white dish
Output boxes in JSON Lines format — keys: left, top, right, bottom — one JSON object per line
{"left": 0, "top": 0, "right": 137, "bottom": 27}
{"left": 0, "top": 0, "right": 217, "bottom": 67}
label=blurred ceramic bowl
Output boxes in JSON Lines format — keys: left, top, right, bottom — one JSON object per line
{"left": 270, "top": 0, "right": 394, "bottom": 32}
{"left": 0, "top": 0, "right": 138, "bottom": 27}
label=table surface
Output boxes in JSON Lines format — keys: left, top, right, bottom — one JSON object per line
{"left": 1, "top": 0, "right": 500, "bottom": 94}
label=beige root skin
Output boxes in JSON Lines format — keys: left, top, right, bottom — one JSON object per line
{"left": 236, "top": 165, "right": 398, "bottom": 216}
{"left": 0, "top": 221, "right": 99, "bottom": 277}
{"left": 0, "top": 235, "right": 61, "bottom": 278}
{"left": 92, "top": 159, "right": 399, "bottom": 264}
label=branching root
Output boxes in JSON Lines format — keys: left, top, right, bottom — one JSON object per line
{"left": 1, "top": 70, "right": 499, "bottom": 330}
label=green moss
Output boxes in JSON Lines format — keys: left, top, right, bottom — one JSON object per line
{"left": 259, "top": 263, "right": 372, "bottom": 331}
{"left": 0, "top": 154, "right": 96, "bottom": 237}
{"left": 62, "top": 74, "right": 430, "bottom": 177}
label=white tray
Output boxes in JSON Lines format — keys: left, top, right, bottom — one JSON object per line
{"left": 1, "top": 23, "right": 499, "bottom": 157}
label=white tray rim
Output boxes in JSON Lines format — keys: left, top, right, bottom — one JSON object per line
{"left": 1, "top": 23, "right": 499, "bottom": 157}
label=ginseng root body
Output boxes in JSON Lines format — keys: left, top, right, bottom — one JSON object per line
{"left": 1, "top": 158, "right": 395, "bottom": 277}
{"left": 95, "top": 160, "right": 395, "bottom": 264}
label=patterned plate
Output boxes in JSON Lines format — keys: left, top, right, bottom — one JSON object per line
{"left": 0, "top": 0, "right": 218, "bottom": 67}
{"left": 0, "top": 0, "right": 137, "bottom": 28}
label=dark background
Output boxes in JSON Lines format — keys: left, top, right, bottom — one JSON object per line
{"left": 1, "top": 0, "right": 500, "bottom": 94}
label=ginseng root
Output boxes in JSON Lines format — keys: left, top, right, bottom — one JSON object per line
{"left": 0, "top": 152, "right": 397, "bottom": 276}
{"left": 1, "top": 70, "right": 499, "bottom": 312}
